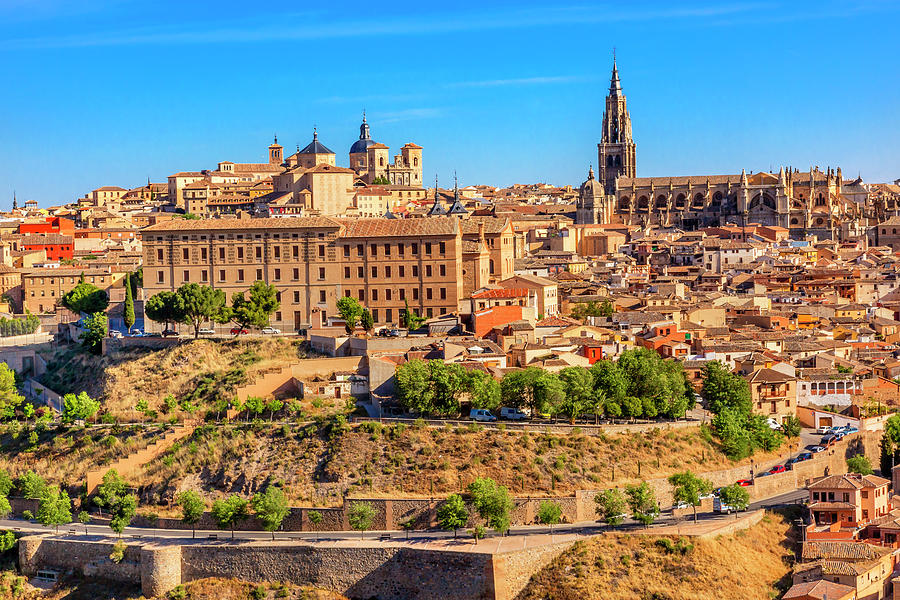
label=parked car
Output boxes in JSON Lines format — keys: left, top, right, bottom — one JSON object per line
{"left": 714, "top": 496, "right": 747, "bottom": 514}
{"left": 785, "top": 457, "right": 799, "bottom": 470}
{"left": 796, "top": 452, "right": 813, "bottom": 462}
{"left": 469, "top": 409, "right": 497, "bottom": 422}
{"left": 230, "top": 327, "right": 249, "bottom": 335}
{"left": 109, "top": 330, "right": 123, "bottom": 339}
{"left": 382, "top": 406, "right": 406, "bottom": 418}
{"left": 736, "top": 479, "right": 753, "bottom": 487}
{"left": 768, "top": 465, "right": 787, "bottom": 475}
{"left": 161, "top": 329, "right": 179, "bottom": 337}
{"left": 843, "top": 426, "right": 859, "bottom": 435}
{"left": 128, "top": 329, "right": 144, "bottom": 337}
{"left": 820, "top": 434, "right": 838, "bottom": 446}
{"left": 499, "top": 407, "right": 528, "bottom": 421}
{"left": 766, "top": 418, "right": 781, "bottom": 430}
{"left": 816, "top": 425, "right": 832, "bottom": 435}
{"left": 197, "top": 327, "right": 215, "bottom": 335}
{"left": 261, "top": 326, "right": 282, "bottom": 335}
{"left": 756, "top": 472, "right": 771, "bottom": 478}
{"left": 810, "top": 445, "right": 827, "bottom": 453}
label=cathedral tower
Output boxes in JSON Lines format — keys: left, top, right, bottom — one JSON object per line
{"left": 597, "top": 56, "right": 636, "bottom": 195}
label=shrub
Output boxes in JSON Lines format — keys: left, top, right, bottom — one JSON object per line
{"left": 109, "top": 540, "right": 126, "bottom": 563}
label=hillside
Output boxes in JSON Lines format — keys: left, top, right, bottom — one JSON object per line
{"left": 39, "top": 339, "right": 303, "bottom": 419}
{"left": 136, "top": 420, "right": 780, "bottom": 506}
{"left": 517, "top": 511, "right": 798, "bottom": 600}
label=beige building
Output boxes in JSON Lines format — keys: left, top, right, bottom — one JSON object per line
{"left": 348, "top": 114, "right": 423, "bottom": 187}
{"left": 141, "top": 217, "right": 481, "bottom": 331}
{"left": 22, "top": 267, "right": 123, "bottom": 314}
{"left": 497, "top": 274, "right": 558, "bottom": 317}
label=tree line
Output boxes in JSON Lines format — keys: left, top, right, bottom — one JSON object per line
{"left": 0, "top": 314, "right": 40, "bottom": 337}
{"left": 146, "top": 280, "right": 280, "bottom": 338}
{"left": 394, "top": 348, "right": 696, "bottom": 422}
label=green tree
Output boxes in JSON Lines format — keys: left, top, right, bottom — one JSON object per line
{"left": 429, "top": 361, "right": 466, "bottom": 416}
{"left": 395, "top": 359, "right": 433, "bottom": 414}
{"left": 558, "top": 367, "right": 594, "bottom": 423}
{"left": 62, "top": 391, "right": 100, "bottom": 423}
{"left": 145, "top": 291, "right": 186, "bottom": 331}
{"left": 0, "top": 495, "right": 10, "bottom": 520}
{"left": 532, "top": 371, "right": 565, "bottom": 418}
{"left": 336, "top": 296, "right": 363, "bottom": 333}
{"left": 78, "top": 510, "right": 91, "bottom": 534}
{"left": 123, "top": 273, "right": 135, "bottom": 333}
{"left": 468, "top": 477, "right": 514, "bottom": 534}
{"left": 93, "top": 469, "right": 126, "bottom": 516}
{"left": 781, "top": 415, "right": 801, "bottom": 438}
{"left": 348, "top": 501, "right": 376, "bottom": 539}
{"left": 109, "top": 494, "right": 138, "bottom": 536}
{"left": 79, "top": 313, "right": 107, "bottom": 354}
{"left": 61, "top": 282, "right": 109, "bottom": 315}
{"left": 500, "top": 367, "right": 543, "bottom": 412}
{"left": 227, "top": 281, "right": 280, "bottom": 331}
{"left": 0, "top": 364, "right": 24, "bottom": 419}
{"left": 570, "top": 300, "right": 604, "bottom": 321}
{"left": 17, "top": 470, "right": 48, "bottom": 500}
{"left": 624, "top": 482, "right": 659, "bottom": 528}
{"left": 594, "top": 488, "right": 627, "bottom": 527}
{"left": 37, "top": 487, "right": 71, "bottom": 533}
{"left": 252, "top": 486, "right": 289, "bottom": 540}
{"left": 360, "top": 308, "right": 374, "bottom": 334}
{"left": 177, "top": 283, "right": 227, "bottom": 339}
{"left": 718, "top": 484, "right": 750, "bottom": 513}
{"left": 0, "top": 469, "right": 13, "bottom": 497}
{"left": 668, "top": 471, "right": 713, "bottom": 523}
{"left": 590, "top": 360, "right": 627, "bottom": 405}
{"left": 466, "top": 371, "right": 501, "bottom": 410}
{"left": 211, "top": 495, "right": 250, "bottom": 539}
{"left": 537, "top": 500, "right": 562, "bottom": 533}
{"left": 437, "top": 493, "right": 469, "bottom": 538}
{"left": 175, "top": 490, "right": 206, "bottom": 539}
{"left": 847, "top": 454, "right": 874, "bottom": 475}
{"left": 701, "top": 361, "right": 751, "bottom": 417}
{"left": 400, "top": 299, "right": 425, "bottom": 331}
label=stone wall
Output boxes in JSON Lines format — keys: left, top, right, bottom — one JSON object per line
{"left": 491, "top": 541, "right": 574, "bottom": 600}
{"left": 19, "top": 537, "right": 142, "bottom": 583}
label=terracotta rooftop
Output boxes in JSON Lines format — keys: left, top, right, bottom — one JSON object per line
{"left": 783, "top": 579, "right": 855, "bottom": 600}
{"left": 471, "top": 288, "right": 530, "bottom": 299}
{"left": 808, "top": 473, "right": 890, "bottom": 491}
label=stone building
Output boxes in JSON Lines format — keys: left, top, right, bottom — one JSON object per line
{"left": 576, "top": 60, "right": 858, "bottom": 240}
{"left": 348, "top": 113, "right": 423, "bottom": 188}
{"left": 141, "top": 216, "right": 514, "bottom": 331}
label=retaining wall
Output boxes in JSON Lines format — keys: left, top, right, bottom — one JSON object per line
{"left": 235, "top": 357, "right": 365, "bottom": 402}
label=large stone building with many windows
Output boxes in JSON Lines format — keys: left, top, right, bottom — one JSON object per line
{"left": 140, "top": 215, "right": 515, "bottom": 331}
{"left": 576, "top": 60, "right": 860, "bottom": 240}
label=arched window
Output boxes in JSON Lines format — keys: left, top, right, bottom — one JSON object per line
{"left": 675, "top": 194, "right": 686, "bottom": 209}
{"left": 607, "top": 155, "right": 614, "bottom": 167}
{"left": 379, "top": 157, "right": 384, "bottom": 167}
{"left": 791, "top": 218, "right": 799, "bottom": 225}
{"left": 489, "top": 260, "right": 494, "bottom": 274}
{"left": 815, "top": 217, "right": 824, "bottom": 226}
{"left": 712, "top": 191, "right": 723, "bottom": 207}
{"left": 615, "top": 155, "right": 621, "bottom": 167}
{"left": 619, "top": 196, "right": 631, "bottom": 211}
{"left": 413, "top": 157, "right": 418, "bottom": 167}
{"left": 815, "top": 194, "right": 827, "bottom": 207}
{"left": 750, "top": 193, "right": 776, "bottom": 211}
{"left": 638, "top": 196, "right": 649, "bottom": 210}
{"left": 655, "top": 195, "right": 668, "bottom": 209}
{"left": 692, "top": 193, "right": 705, "bottom": 209}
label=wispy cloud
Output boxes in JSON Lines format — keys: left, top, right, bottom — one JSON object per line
{"left": 379, "top": 108, "right": 444, "bottom": 124}
{"left": 446, "top": 75, "right": 589, "bottom": 89}
{"left": 0, "top": 3, "right": 777, "bottom": 50}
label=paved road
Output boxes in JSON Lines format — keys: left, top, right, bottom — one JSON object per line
{"left": 0, "top": 486, "right": 809, "bottom": 543}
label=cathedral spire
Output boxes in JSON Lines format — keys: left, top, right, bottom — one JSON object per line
{"left": 609, "top": 51, "right": 622, "bottom": 97}
{"left": 359, "top": 110, "right": 370, "bottom": 140}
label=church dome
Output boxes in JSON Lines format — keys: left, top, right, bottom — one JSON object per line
{"left": 350, "top": 114, "right": 376, "bottom": 154}
{"left": 580, "top": 166, "right": 604, "bottom": 197}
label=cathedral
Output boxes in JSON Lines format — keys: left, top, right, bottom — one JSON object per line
{"left": 576, "top": 60, "right": 858, "bottom": 240}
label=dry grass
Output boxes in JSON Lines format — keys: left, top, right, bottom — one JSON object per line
{"left": 135, "top": 422, "right": 784, "bottom": 507}
{"left": 0, "top": 423, "right": 166, "bottom": 488}
{"left": 518, "top": 511, "right": 798, "bottom": 600}
{"left": 40, "top": 339, "right": 301, "bottom": 419}
{"left": 171, "top": 578, "right": 347, "bottom": 599}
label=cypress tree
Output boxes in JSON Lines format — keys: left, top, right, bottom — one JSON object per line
{"left": 123, "top": 274, "right": 135, "bottom": 333}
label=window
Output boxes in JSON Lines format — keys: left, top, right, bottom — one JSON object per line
{"left": 398, "top": 243, "right": 405, "bottom": 256}
{"left": 372, "top": 309, "right": 379, "bottom": 322}
{"left": 413, "top": 288, "right": 419, "bottom": 300}
{"left": 440, "top": 264, "right": 446, "bottom": 277}
{"left": 343, "top": 245, "right": 350, "bottom": 258}
{"left": 384, "top": 243, "right": 391, "bottom": 256}
{"left": 358, "top": 289, "right": 365, "bottom": 301}
{"left": 344, "top": 290, "right": 351, "bottom": 297}
{"left": 386, "top": 289, "right": 392, "bottom": 301}
{"left": 386, "top": 309, "right": 392, "bottom": 322}
{"left": 439, "top": 242, "right": 446, "bottom": 255}
{"left": 357, "top": 245, "right": 364, "bottom": 257}
{"left": 237, "top": 247, "right": 244, "bottom": 259}
{"left": 183, "top": 270, "right": 190, "bottom": 282}
{"left": 219, "top": 247, "right": 225, "bottom": 260}
{"left": 440, "top": 287, "right": 446, "bottom": 300}
{"left": 426, "top": 265, "right": 432, "bottom": 277}
{"left": 370, "top": 244, "right": 377, "bottom": 256}
{"left": 319, "top": 290, "right": 326, "bottom": 302}
{"left": 274, "top": 268, "right": 281, "bottom": 281}
{"left": 293, "top": 245, "right": 299, "bottom": 259}
{"left": 318, "top": 245, "right": 325, "bottom": 258}
{"left": 219, "top": 269, "right": 226, "bottom": 282}
{"left": 357, "top": 266, "right": 364, "bottom": 278}
{"left": 385, "top": 266, "right": 391, "bottom": 278}
{"left": 426, "top": 288, "right": 433, "bottom": 300}
{"left": 256, "top": 269, "right": 263, "bottom": 280}
{"left": 157, "top": 270, "right": 164, "bottom": 283}
{"left": 274, "top": 246, "right": 280, "bottom": 259}
{"left": 255, "top": 247, "right": 262, "bottom": 259}
{"left": 293, "top": 268, "right": 300, "bottom": 280}
{"left": 344, "top": 267, "right": 351, "bottom": 279}
{"left": 411, "top": 243, "right": 418, "bottom": 254}
{"left": 412, "top": 265, "right": 419, "bottom": 277}
{"left": 427, "top": 308, "right": 433, "bottom": 318}
{"left": 293, "top": 291, "right": 300, "bottom": 303}
{"left": 237, "top": 269, "right": 245, "bottom": 282}
{"left": 399, "top": 265, "right": 405, "bottom": 277}
{"left": 372, "top": 266, "right": 378, "bottom": 278}
{"left": 372, "top": 289, "right": 378, "bottom": 301}
{"left": 156, "top": 249, "right": 163, "bottom": 260}
{"left": 318, "top": 267, "right": 325, "bottom": 280}
{"left": 399, "top": 289, "right": 406, "bottom": 300}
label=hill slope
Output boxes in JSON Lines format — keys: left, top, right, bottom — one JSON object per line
{"left": 517, "top": 512, "right": 797, "bottom": 600}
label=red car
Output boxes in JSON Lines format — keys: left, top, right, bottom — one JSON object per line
{"left": 736, "top": 479, "right": 753, "bottom": 487}
{"left": 768, "top": 465, "right": 786, "bottom": 475}
{"left": 230, "top": 327, "right": 249, "bottom": 335}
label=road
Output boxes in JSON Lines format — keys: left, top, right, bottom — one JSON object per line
{"left": 0, "top": 487, "right": 809, "bottom": 543}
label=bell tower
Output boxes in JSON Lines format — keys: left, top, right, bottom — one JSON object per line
{"left": 597, "top": 54, "right": 636, "bottom": 195}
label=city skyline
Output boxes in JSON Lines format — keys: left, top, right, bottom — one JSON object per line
{"left": 1, "top": 0, "right": 899, "bottom": 208}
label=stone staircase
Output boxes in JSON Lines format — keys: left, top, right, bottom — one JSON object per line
{"left": 85, "top": 425, "right": 195, "bottom": 494}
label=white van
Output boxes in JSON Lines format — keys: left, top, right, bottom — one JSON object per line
{"left": 469, "top": 409, "right": 497, "bottom": 422}
{"left": 500, "top": 407, "right": 528, "bottom": 421}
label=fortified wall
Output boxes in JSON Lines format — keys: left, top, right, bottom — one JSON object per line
{"left": 19, "top": 535, "right": 573, "bottom": 600}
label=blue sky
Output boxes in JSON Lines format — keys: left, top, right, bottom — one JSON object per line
{"left": 1, "top": 0, "right": 898, "bottom": 208}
